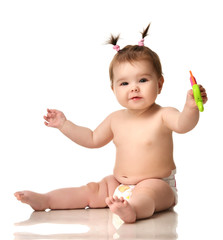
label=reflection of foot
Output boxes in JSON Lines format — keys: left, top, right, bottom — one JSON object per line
{"left": 106, "top": 196, "right": 136, "bottom": 223}
{"left": 14, "top": 191, "right": 49, "bottom": 211}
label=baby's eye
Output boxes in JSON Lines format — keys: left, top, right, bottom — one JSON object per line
{"left": 139, "top": 78, "right": 148, "bottom": 83}
{"left": 120, "top": 82, "right": 129, "bottom": 86}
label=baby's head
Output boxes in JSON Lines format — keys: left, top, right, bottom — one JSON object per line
{"left": 108, "top": 24, "right": 163, "bottom": 88}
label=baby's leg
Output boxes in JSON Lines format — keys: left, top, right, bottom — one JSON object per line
{"left": 14, "top": 175, "right": 120, "bottom": 211}
{"left": 106, "top": 179, "right": 175, "bottom": 223}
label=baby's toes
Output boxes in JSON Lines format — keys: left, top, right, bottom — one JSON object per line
{"left": 106, "top": 196, "right": 114, "bottom": 205}
{"left": 14, "top": 192, "right": 24, "bottom": 201}
{"left": 113, "top": 196, "right": 119, "bottom": 201}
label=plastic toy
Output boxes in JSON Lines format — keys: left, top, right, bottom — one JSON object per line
{"left": 189, "top": 71, "right": 204, "bottom": 112}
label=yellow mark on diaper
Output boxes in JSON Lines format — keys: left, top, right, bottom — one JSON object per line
{"left": 118, "top": 185, "right": 130, "bottom": 193}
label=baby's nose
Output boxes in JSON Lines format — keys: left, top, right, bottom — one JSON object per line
{"left": 131, "top": 85, "right": 140, "bottom": 92}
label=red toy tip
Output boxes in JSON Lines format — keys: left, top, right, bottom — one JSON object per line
{"left": 189, "top": 71, "right": 197, "bottom": 86}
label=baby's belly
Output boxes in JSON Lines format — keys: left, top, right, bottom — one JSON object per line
{"left": 113, "top": 156, "right": 176, "bottom": 185}
{"left": 114, "top": 168, "right": 175, "bottom": 185}
{"left": 114, "top": 174, "right": 151, "bottom": 185}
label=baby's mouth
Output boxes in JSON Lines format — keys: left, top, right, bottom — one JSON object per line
{"left": 131, "top": 96, "right": 142, "bottom": 101}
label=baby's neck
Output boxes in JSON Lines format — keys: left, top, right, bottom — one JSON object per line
{"left": 126, "top": 103, "right": 158, "bottom": 117}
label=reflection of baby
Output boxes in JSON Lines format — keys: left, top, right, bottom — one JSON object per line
{"left": 15, "top": 24, "right": 208, "bottom": 223}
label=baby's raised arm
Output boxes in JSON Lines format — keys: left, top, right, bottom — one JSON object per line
{"left": 162, "top": 85, "right": 208, "bottom": 133}
{"left": 44, "top": 109, "right": 113, "bottom": 148}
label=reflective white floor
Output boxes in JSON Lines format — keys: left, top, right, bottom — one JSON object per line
{"left": 1, "top": 193, "right": 223, "bottom": 240}
{"left": 13, "top": 208, "right": 178, "bottom": 240}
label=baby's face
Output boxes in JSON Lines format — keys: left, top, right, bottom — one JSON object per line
{"left": 112, "top": 60, "right": 163, "bottom": 110}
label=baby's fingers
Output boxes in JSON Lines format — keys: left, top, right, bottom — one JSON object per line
{"left": 198, "top": 85, "right": 208, "bottom": 104}
{"left": 202, "top": 93, "right": 208, "bottom": 104}
{"left": 43, "top": 116, "right": 50, "bottom": 126}
{"left": 43, "top": 115, "right": 49, "bottom": 121}
{"left": 198, "top": 85, "right": 206, "bottom": 92}
{"left": 47, "top": 108, "right": 60, "bottom": 114}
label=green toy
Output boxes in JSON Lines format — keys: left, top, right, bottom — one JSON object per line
{"left": 189, "top": 71, "right": 204, "bottom": 112}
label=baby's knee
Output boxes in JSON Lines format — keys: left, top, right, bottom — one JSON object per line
{"left": 86, "top": 182, "right": 99, "bottom": 194}
{"left": 86, "top": 181, "right": 107, "bottom": 208}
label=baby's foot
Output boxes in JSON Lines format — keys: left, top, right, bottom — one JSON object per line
{"left": 106, "top": 196, "right": 136, "bottom": 223}
{"left": 14, "top": 191, "right": 49, "bottom": 211}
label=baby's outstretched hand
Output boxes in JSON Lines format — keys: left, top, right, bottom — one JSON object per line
{"left": 186, "top": 85, "right": 208, "bottom": 110}
{"left": 44, "top": 109, "right": 67, "bottom": 129}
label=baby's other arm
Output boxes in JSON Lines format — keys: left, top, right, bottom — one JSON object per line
{"left": 44, "top": 109, "right": 113, "bottom": 148}
{"left": 162, "top": 85, "right": 208, "bottom": 133}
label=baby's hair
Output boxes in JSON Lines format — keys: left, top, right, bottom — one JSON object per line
{"left": 107, "top": 34, "right": 120, "bottom": 46}
{"left": 141, "top": 23, "right": 151, "bottom": 39}
{"left": 108, "top": 23, "right": 163, "bottom": 87}
{"left": 107, "top": 34, "right": 120, "bottom": 52}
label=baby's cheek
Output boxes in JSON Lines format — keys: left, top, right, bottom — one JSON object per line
{"left": 115, "top": 95, "right": 127, "bottom": 106}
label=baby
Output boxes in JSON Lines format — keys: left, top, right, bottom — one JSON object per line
{"left": 15, "top": 24, "right": 208, "bottom": 223}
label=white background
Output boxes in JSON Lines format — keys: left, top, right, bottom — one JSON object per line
{"left": 1, "top": 0, "right": 223, "bottom": 238}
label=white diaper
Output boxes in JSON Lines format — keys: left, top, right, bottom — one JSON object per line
{"left": 113, "top": 184, "right": 135, "bottom": 201}
{"left": 162, "top": 169, "right": 178, "bottom": 205}
{"left": 113, "top": 169, "right": 178, "bottom": 205}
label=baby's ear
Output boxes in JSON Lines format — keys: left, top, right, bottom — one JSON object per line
{"left": 158, "top": 76, "right": 164, "bottom": 94}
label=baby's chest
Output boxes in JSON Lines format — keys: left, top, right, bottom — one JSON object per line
{"left": 112, "top": 121, "right": 162, "bottom": 146}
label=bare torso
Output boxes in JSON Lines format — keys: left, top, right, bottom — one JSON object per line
{"left": 111, "top": 104, "right": 176, "bottom": 184}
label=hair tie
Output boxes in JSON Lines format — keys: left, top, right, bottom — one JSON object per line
{"left": 113, "top": 45, "right": 120, "bottom": 52}
{"left": 138, "top": 39, "right": 144, "bottom": 46}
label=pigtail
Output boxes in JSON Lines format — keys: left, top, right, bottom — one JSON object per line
{"left": 138, "top": 23, "right": 151, "bottom": 46}
{"left": 107, "top": 34, "right": 120, "bottom": 45}
{"left": 141, "top": 23, "right": 151, "bottom": 39}
{"left": 107, "top": 34, "right": 120, "bottom": 52}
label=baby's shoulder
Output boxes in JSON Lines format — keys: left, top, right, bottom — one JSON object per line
{"left": 109, "top": 109, "right": 125, "bottom": 119}
{"left": 152, "top": 105, "right": 180, "bottom": 123}
{"left": 160, "top": 106, "right": 180, "bottom": 115}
